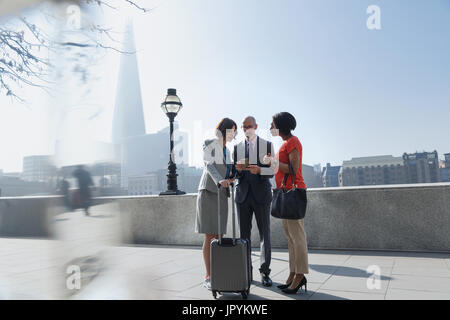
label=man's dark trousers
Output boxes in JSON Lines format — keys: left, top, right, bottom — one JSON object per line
{"left": 235, "top": 171, "right": 272, "bottom": 277}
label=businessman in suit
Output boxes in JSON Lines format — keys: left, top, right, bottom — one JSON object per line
{"left": 233, "top": 116, "right": 275, "bottom": 287}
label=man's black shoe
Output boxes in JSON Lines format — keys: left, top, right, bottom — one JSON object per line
{"left": 261, "top": 273, "right": 273, "bottom": 287}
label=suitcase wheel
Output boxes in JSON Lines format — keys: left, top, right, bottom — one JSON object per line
{"left": 212, "top": 291, "right": 217, "bottom": 299}
{"left": 241, "top": 291, "right": 248, "bottom": 300}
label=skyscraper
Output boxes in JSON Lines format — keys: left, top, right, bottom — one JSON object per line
{"left": 112, "top": 21, "right": 146, "bottom": 144}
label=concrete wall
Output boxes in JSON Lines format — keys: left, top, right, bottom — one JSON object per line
{"left": 0, "top": 196, "right": 112, "bottom": 238}
{"left": 113, "top": 183, "right": 450, "bottom": 252}
{"left": 1, "top": 183, "right": 449, "bottom": 252}
{"left": 304, "top": 183, "right": 450, "bottom": 251}
{"left": 0, "top": 196, "right": 65, "bottom": 237}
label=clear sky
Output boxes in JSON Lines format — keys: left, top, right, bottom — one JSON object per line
{"left": 1, "top": 0, "right": 449, "bottom": 171}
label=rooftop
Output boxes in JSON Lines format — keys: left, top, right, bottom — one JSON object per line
{"left": 342, "top": 155, "right": 404, "bottom": 169}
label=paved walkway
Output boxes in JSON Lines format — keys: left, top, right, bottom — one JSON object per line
{"left": 1, "top": 204, "right": 450, "bottom": 300}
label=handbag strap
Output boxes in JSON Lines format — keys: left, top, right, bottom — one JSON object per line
{"left": 281, "top": 163, "right": 298, "bottom": 190}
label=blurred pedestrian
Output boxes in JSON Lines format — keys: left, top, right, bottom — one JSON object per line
{"left": 59, "top": 178, "right": 71, "bottom": 210}
{"left": 72, "top": 165, "right": 94, "bottom": 216}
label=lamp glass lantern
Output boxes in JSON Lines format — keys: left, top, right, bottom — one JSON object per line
{"left": 161, "top": 88, "right": 183, "bottom": 116}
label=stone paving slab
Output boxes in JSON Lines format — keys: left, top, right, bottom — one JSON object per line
{"left": 1, "top": 239, "right": 450, "bottom": 300}
{"left": 385, "top": 288, "right": 450, "bottom": 300}
{"left": 310, "top": 289, "right": 385, "bottom": 300}
{"left": 1, "top": 206, "right": 450, "bottom": 300}
{"left": 387, "top": 274, "right": 450, "bottom": 294}
{"left": 391, "top": 266, "right": 450, "bottom": 278}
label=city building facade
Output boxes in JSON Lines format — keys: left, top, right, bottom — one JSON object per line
{"left": 128, "top": 165, "right": 203, "bottom": 195}
{"left": 403, "top": 151, "right": 441, "bottom": 183}
{"left": 322, "top": 163, "right": 341, "bottom": 187}
{"left": 303, "top": 164, "right": 323, "bottom": 188}
{"left": 444, "top": 153, "right": 450, "bottom": 168}
{"left": 440, "top": 153, "right": 450, "bottom": 182}
{"left": 339, "top": 155, "right": 406, "bottom": 186}
{"left": 128, "top": 173, "right": 159, "bottom": 196}
{"left": 22, "top": 155, "right": 56, "bottom": 183}
{"left": 0, "top": 175, "right": 52, "bottom": 197}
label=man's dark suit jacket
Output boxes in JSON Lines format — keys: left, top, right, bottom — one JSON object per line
{"left": 233, "top": 136, "right": 275, "bottom": 205}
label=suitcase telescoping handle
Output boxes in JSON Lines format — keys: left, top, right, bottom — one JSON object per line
{"left": 217, "top": 182, "right": 236, "bottom": 245}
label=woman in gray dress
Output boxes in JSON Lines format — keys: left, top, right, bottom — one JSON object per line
{"left": 196, "top": 117, "right": 237, "bottom": 290}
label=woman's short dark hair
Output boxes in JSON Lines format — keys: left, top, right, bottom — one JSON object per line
{"left": 216, "top": 117, "right": 237, "bottom": 139}
{"left": 272, "top": 112, "right": 297, "bottom": 136}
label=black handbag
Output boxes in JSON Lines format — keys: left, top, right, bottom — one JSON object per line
{"left": 271, "top": 164, "right": 307, "bottom": 220}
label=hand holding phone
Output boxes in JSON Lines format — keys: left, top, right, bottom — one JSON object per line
{"left": 236, "top": 158, "right": 250, "bottom": 170}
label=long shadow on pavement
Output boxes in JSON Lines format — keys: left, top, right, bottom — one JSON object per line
{"left": 310, "top": 264, "right": 391, "bottom": 280}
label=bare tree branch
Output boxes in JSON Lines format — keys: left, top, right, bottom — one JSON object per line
{"left": 0, "top": 0, "right": 151, "bottom": 103}
{"left": 124, "top": 0, "right": 151, "bottom": 12}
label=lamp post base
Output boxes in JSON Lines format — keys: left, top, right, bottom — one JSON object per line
{"left": 159, "top": 190, "right": 186, "bottom": 196}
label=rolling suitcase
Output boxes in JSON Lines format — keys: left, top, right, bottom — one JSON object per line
{"left": 210, "top": 183, "right": 251, "bottom": 300}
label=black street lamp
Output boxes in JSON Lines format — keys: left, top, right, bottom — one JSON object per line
{"left": 159, "top": 88, "right": 186, "bottom": 195}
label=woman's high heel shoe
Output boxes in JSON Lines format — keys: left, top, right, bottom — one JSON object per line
{"left": 281, "top": 276, "right": 307, "bottom": 294}
{"left": 276, "top": 282, "right": 292, "bottom": 290}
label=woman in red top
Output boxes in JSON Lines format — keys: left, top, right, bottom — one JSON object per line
{"left": 265, "top": 112, "right": 309, "bottom": 294}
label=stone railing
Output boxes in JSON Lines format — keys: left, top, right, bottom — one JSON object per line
{"left": 0, "top": 196, "right": 63, "bottom": 237}
{"left": 1, "top": 183, "right": 450, "bottom": 252}
{"left": 112, "top": 183, "right": 450, "bottom": 252}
